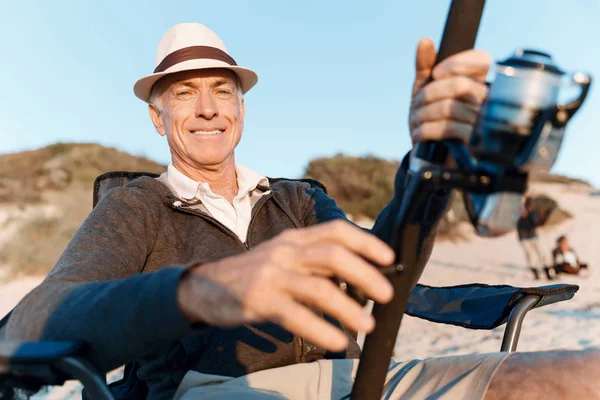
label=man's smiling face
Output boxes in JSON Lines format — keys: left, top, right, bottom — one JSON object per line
{"left": 149, "top": 68, "right": 245, "bottom": 172}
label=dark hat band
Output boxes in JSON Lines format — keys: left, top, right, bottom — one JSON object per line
{"left": 154, "top": 45, "right": 237, "bottom": 73}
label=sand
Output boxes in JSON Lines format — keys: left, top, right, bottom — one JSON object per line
{"left": 394, "top": 182, "right": 600, "bottom": 360}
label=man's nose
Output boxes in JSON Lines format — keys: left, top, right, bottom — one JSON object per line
{"left": 195, "top": 91, "right": 218, "bottom": 119}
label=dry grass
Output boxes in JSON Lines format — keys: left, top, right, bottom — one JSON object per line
{"left": 0, "top": 190, "right": 92, "bottom": 279}
{"left": 304, "top": 154, "right": 400, "bottom": 219}
{"left": 0, "top": 142, "right": 166, "bottom": 204}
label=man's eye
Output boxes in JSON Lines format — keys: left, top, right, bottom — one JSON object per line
{"left": 218, "top": 90, "right": 232, "bottom": 95}
{"left": 177, "top": 91, "right": 192, "bottom": 96}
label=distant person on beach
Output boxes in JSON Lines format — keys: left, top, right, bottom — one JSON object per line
{"left": 552, "top": 235, "right": 589, "bottom": 276}
{"left": 517, "top": 197, "right": 556, "bottom": 280}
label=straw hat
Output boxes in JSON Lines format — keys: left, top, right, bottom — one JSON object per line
{"left": 133, "top": 23, "right": 258, "bottom": 102}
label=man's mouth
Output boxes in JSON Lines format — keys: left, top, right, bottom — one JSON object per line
{"left": 190, "top": 129, "right": 224, "bottom": 136}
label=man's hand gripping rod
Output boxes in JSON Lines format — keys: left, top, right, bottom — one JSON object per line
{"left": 350, "top": 1, "right": 487, "bottom": 399}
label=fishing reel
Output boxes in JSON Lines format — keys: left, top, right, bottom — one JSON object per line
{"left": 346, "top": 49, "right": 592, "bottom": 304}
{"left": 410, "top": 49, "right": 592, "bottom": 237}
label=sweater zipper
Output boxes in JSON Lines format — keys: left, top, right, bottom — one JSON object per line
{"left": 261, "top": 194, "right": 306, "bottom": 361}
{"left": 171, "top": 192, "right": 274, "bottom": 251}
{"left": 245, "top": 192, "right": 275, "bottom": 248}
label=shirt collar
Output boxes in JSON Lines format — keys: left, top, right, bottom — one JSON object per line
{"left": 166, "top": 163, "right": 270, "bottom": 201}
{"left": 235, "top": 164, "right": 270, "bottom": 195}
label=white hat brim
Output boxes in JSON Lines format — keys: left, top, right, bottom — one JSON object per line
{"left": 133, "top": 58, "right": 258, "bottom": 103}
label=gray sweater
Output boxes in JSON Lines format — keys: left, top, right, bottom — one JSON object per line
{"left": 6, "top": 152, "right": 451, "bottom": 399}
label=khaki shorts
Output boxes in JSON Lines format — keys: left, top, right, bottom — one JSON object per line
{"left": 174, "top": 352, "right": 511, "bottom": 400}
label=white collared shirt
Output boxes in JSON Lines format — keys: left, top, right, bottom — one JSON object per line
{"left": 166, "top": 163, "right": 270, "bottom": 243}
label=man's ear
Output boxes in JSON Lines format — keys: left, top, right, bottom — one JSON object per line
{"left": 149, "top": 103, "right": 166, "bottom": 137}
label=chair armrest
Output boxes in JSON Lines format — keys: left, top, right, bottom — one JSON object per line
{"left": 0, "top": 340, "right": 84, "bottom": 366}
{"left": 1, "top": 341, "right": 85, "bottom": 392}
{"left": 0, "top": 341, "right": 114, "bottom": 400}
{"left": 406, "top": 283, "right": 579, "bottom": 330}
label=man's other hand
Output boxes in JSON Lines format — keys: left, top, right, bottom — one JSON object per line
{"left": 177, "top": 220, "right": 394, "bottom": 352}
{"left": 409, "top": 37, "right": 492, "bottom": 145}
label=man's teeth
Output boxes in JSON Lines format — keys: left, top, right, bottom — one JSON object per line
{"left": 191, "top": 130, "right": 222, "bottom": 135}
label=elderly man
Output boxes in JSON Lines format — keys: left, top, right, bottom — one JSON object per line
{"left": 7, "top": 23, "right": 600, "bottom": 400}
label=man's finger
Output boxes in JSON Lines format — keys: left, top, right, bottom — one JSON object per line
{"left": 432, "top": 49, "right": 491, "bottom": 83}
{"left": 412, "top": 120, "right": 474, "bottom": 144}
{"left": 297, "top": 243, "right": 393, "bottom": 304}
{"left": 303, "top": 220, "right": 395, "bottom": 267}
{"left": 412, "top": 76, "right": 488, "bottom": 108}
{"left": 268, "top": 295, "right": 349, "bottom": 352}
{"left": 410, "top": 99, "right": 480, "bottom": 129}
{"left": 411, "top": 37, "right": 437, "bottom": 97}
{"left": 282, "top": 273, "right": 374, "bottom": 333}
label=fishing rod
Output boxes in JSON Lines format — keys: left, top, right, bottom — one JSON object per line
{"left": 350, "top": 2, "right": 487, "bottom": 398}
{"left": 349, "top": 0, "right": 591, "bottom": 398}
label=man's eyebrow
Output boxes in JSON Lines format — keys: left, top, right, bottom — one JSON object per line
{"left": 211, "top": 78, "right": 236, "bottom": 88}
{"left": 171, "top": 81, "right": 197, "bottom": 90}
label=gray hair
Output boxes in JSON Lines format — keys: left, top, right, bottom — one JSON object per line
{"left": 149, "top": 86, "right": 164, "bottom": 111}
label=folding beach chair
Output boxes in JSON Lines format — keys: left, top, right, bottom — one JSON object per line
{"left": 0, "top": 172, "right": 579, "bottom": 400}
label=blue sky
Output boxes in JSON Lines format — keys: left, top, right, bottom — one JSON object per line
{"left": 1, "top": 1, "right": 599, "bottom": 186}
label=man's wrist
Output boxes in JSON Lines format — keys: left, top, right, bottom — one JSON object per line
{"left": 177, "top": 271, "right": 198, "bottom": 323}
{"left": 177, "top": 262, "right": 211, "bottom": 324}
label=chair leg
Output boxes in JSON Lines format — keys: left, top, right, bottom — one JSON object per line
{"left": 500, "top": 295, "right": 540, "bottom": 352}
{"left": 52, "top": 357, "right": 115, "bottom": 400}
